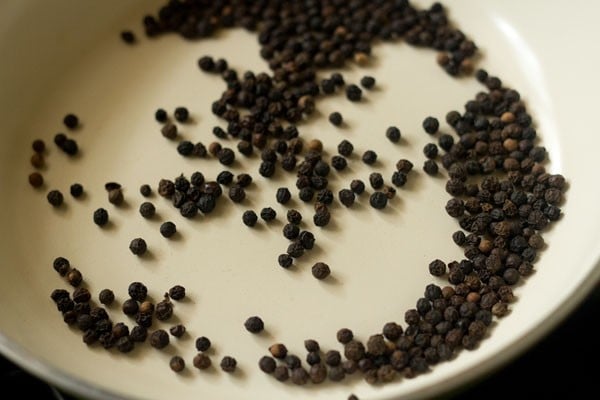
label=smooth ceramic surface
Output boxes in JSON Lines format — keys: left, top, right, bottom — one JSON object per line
{"left": 0, "top": 1, "right": 598, "bottom": 399}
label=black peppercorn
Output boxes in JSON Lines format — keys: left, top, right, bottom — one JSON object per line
{"left": 259, "top": 356, "right": 276, "bottom": 374}
{"left": 422, "top": 116, "right": 439, "bottom": 134}
{"left": 170, "top": 324, "right": 186, "bottom": 338}
{"left": 274, "top": 365, "right": 289, "bottom": 382}
{"left": 312, "top": 262, "right": 330, "bottom": 280}
{"left": 70, "top": 183, "right": 83, "bottom": 198}
{"left": 360, "top": 76, "right": 376, "bottom": 89}
{"left": 337, "top": 328, "right": 354, "bottom": 344}
{"left": 216, "top": 170, "right": 234, "bottom": 185}
{"left": 66, "top": 268, "right": 83, "bottom": 287}
{"left": 28, "top": 172, "right": 44, "bottom": 188}
{"left": 98, "top": 289, "right": 115, "bottom": 306}
{"left": 283, "top": 223, "right": 300, "bottom": 240}
{"left": 244, "top": 316, "right": 264, "bottom": 333}
{"left": 242, "top": 210, "right": 258, "bottom": 227}
{"left": 129, "top": 238, "right": 147, "bottom": 256}
{"left": 150, "top": 329, "right": 169, "bottom": 349}
{"left": 53, "top": 257, "right": 70, "bottom": 276}
{"left": 329, "top": 112, "right": 343, "bottom": 126}
{"left": 159, "top": 221, "right": 176, "bottom": 238}
{"left": 63, "top": 113, "right": 79, "bottom": 129}
{"left": 276, "top": 187, "right": 291, "bottom": 204}
{"left": 174, "top": 107, "right": 189, "bottom": 123}
{"left": 47, "top": 190, "right": 63, "bottom": 207}
{"left": 278, "top": 254, "right": 293, "bottom": 268}
{"left": 269, "top": 343, "right": 288, "bottom": 359}
{"left": 228, "top": 185, "right": 246, "bottom": 203}
{"left": 346, "top": 84, "right": 362, "bottom": 101}
{"left": 369, "top": 192, "right": 388, "bottom": 209}
{"left": 217, "top": 147, "right": 235, "bottom": 165}
{"left": 155, "top": 298, "right": 173, "bottom": 321}
{"left": 339, "top": 189, "right": 355, "bottom": 207}
{"left": 423, "top": 143, "right": 439, "bottom": 159}
{"left": 386, "top": 126, "right": 401, "bottom": 143}
{"left": 139, "top": 202, "right": 155, "bottom": 218}
{"left": 154, "top": 109, "right": 167, "bottom": 123}
{"left": 220, "top": 356, "right": 237, "bottom": 372}
{"left": 168, "top": 285, "right": 185, "bottom": 301}
{"left": 338, "top": 140, "right": 354, "bottom": 157}
{"left": 161, "top": 123, "right": 177, "bottom": 140}
{"left": 362, "top": 150, "right": 377, "bottom": 165}
{"left": 121, "top": 298, "right": 138, "bottom": 316}
{"left": 423, "top": 159, "right": 439, "bottom": 175}
{"left": 120, "top": 30, "right": 135, "bottom": 44}
{"left": 369, "top": 172, "right": 384, "bottom": 189}
{"left": 170, "top": 356, "right": 185, "bottom": 372}
{"left": 260, "top": 207, "right": 276, "bottom": 221}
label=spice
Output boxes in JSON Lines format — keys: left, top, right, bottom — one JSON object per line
{"left": 128, "top": 282, "right": 147, "bottom": 302}
{"left": 242, "top": 210, "right": 258, "bottom": 227}
{"left": 98, "top": 289, "right": 115, "bottom": 306}
{"left": 283, "top": 224, "right": 300, "bottom": 240}
{"left": 168, "top": 285, "right": 185, "bottom": 301}
{"left": 139, "top": 202, "right": 155, "bottom": 218}
{"left": 154, "top": 109, "right": 167, "bottom": 123}
{"left": 63, "top": 114, "right": 79, "bottom": 129}
{"left": 53, "top": 257, "right": 70, "bottom": 276}
{"left": 423, "top": 159, "right": 439, "bottom": 175}
{"left": 329, "top": 112, "right": 343, "bottom": 126}
{"left": 30, "top": 153, "right": 44, "bottom": 168}
{"left": 422, "top": 117, "right": 439, "bottom": 134}
{"left": 278, "top": 254, "right": 293, "bottom": 269}
{"left": 195, "top": 336, "right": 211, "bottom": 352}
{"left": 129, "top": 238, "right": 147, "bottom": 256}
{"left": 312, "top": 262, "right": 330, "bottom": 280}
{"left": 423, "top": 143, "right": 439, "bottom": 159}
{"left": 313, "top": 209, "right": 331, "bottom": 227}
{"left": 193, "top": 353, "right": 212, "bottom": 370}
{"left": 259, "top": 356, "right": 276, "bottom": 374}
{"left": 150, "top": 329, "right": 169, "bottom": 349}
{"left": 72, "top": 287, "right": 91, "bottom": 303}
{"left": 274, "top": 365, "right": 289, "bottom": 382}
{"left": 220, "top": 356, "right": 237, "bottom": 373}
{"left": 160, "top": 221, "right": 176, "bottom": 238}
{"left": 161, "top": 123, "right": 177, "bottom": 140}
{"left": 47, "top": 190, "right": 64, "bottom": 207}
{"left": 350, "top": 179, "right": 365, "bottom": 195}
{"left": 307, "top": 139, "right": 323, "bottom": 153}
{"left": 70, "top": 183, "right": 83, "bottom": 198}
{"left": 170, "top": 356, "right": 185, "bottom": 372}
{"left": 369, "top": 173, "right": 384, "bottom": 189}
{"left": 337, "top": 140, "right": 354, "bottom": 157}
{"left": 386, "top": 126, "right": 401, "bottom": 143}
{"left": 337, "top": 328, "right": 354, "bottom": 344}
{"left": 155, "top": 297, "right": 173, "bottom": 320}
{"left": 346, "top": 84, "right": 363, "bottom": 101}
{"left": 244, "top": 316, "right": 264, "bottom": 333}
{"left": 122, "top": 298, "right": 138, "bottom": 316}
{"left": 396, "top": 159, "right": 414, "bottom": 174}
{"left": 108, "top": 188, "right": 124, "bottom": 206}
{"left": 120, "top": 31, "right": 135, "bottom": 44}
{"left": 28, "top": 172, "right": 44, "bottom": 188}
{"left": 360, "top": 76, "right": 376, "bottom": 89}
{"left": 362, "top": 150, "right": 377, "bottom": 165}
{"left": 66, "top": 268, "right": 83, "bottom": 287}
{"left": 338, "top": 189, "right": 355, "bottom": 207}
{"left": 276, "top": 187, "right": 291, "bottom": 204}
{"left": 260, "top": 207, "right": 276, "bottom": 221}
{"left": 369, "top": 192, "right": 388, "bottom": 209}
{"left": 32, "top": 139, "right": 45, "bottom": 153}
{"left": 174, "top": 107, "right": 189, "bottom": 123}
{"left": 169, "top": 324, "right": 186, "bottom": 338}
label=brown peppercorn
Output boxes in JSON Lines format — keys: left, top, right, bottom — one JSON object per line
{"left": 269, "top": 343, "right": 288, "bottom": 359}
{"left": 31, "top": 153, "right": 44, "bottom": 169}
{"left": 98, "top": 289, "right": 115, "bottom": 306}
{"left": 66, "top": 268, "right": 83, "bottom": 287}
{"left": 307, "top": 139, "right": 323, "bottom": 153}
{"left": 344, "top": 340, "right": 365, "bottom": 361}
{"left": 309, "top": 363, "right": 327, "bottom": 384}
{"left": 312, "top": 262, "right": 330, "bottom": 280}
{"left": 149, "top": 329, "right": 170, "bottom": 349}
{"left": 337, "top": 328, "right": 353, "bottom": 344}
{"left": 108, "top": 188, "right": 124, "bottom": 205}
{"left": 258, "top": 356, "right": 276, "bottom": 374}
{"left": 28, "top": 172, "right": 44, "bottom": 188}
{"left": 273, "top": 365, "right": 289, "bottom": 382}
{"left": 193, "top": 353, "right": 212, "bottom": 370}
{"left": 220, "top": 356, "right": 237, "bottom": 372}
{"left": 367, "top": 334, "right": 388, "bottom": 356}
{"left": 170, "top": 356, "right": 185, "bottom": 373}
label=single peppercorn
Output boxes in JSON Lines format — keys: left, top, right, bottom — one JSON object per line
{"left": 154, "top": 109, "right": 167, "bottom": 123}
{"left": 53, "top": 257, "right": 70, "bottom": 276}
{"left": 28, "top": 172, "right": 44, "bottom": 188}
{"left": 350, "top": 179, "right": 365, "bottom": 194}
{"left": 120, "top": 30, "right": 135, "bottom": 44}
{"left": 329, "top": 112, "right": 343, "bottom": 126}
{"left": 217, "top": 147, "right": 235, "bottom": 165}
{"left": 150, "top": 330, "right": 169, "bottom": 349}
{"left": 32, "top": 139, "right": 45, "bottom": 153}
{"left": 339, "top": 189, "right": 355, "bottom": 207}
{"left": 170, "top": 324, "right": 186, "bottom": 338}
{"left": 283, "top": 223, "right": 300, "bottom": 240}
{"left": 168, "top": 285, "right": 185, "bottom": 301}
{"left": 30, "top": 153, "right": 44, "bottom": 168}
{"left": 423, "top": 143, "right": 439, "bottom": 159}
{"left": 360, "top": 75, "right": 376, "bottom": 89}
{"left": 242, "top": 210, "right": 258, "bottom": 227}
{"left": 47, "top": 190, "right": 63, "bottom": 207}
{"left": 244, "top": 316, "right": 264, "bottom": 333}
{"left": 220, "top": 356, "right": 237, "bottom": 373}
{"left": 259, "top": 356, "right": 276, "bottom": 374}
{"left": 370, "top": 191, "right": 388, "bottom": 209}
{"left": 195, "top": 336, "right": 211, "bottom": 352}
{"left": 170, "top": 356, "right": 185, "bottom": 373}
{"left": 128, "top": 282, "right": 147, "bottom": 302}
{"left": 161, "top": 123, "right": 177, "bottom": 140}
{"left": 391, "top": 171, "right": 408, "bottom": 187}
{"left": 422, "top": 116, "right": 439, "bottom": 134}
{"left": 108, "top": 188, "right": 124, "bottom": 206}
{"left": 423, "top": 159, "right": 439, "bottom": 175}
{"left": 278, "top": 254, "right": 293, "bottom": 268}
{"left": 269, "top": 343, "right": 288, "bottom": 359}
{"left": 429, "top": 259, "right": 447, "bottom": 276}
{"left": 63, "top": 113, "right": 79, "bottom": 129}
{"left": 362, "top": 150, "right": 377, "bottom": 165}
{"left": 276, "top": 187, "right": 291, "bottom": 204}
{"left": 174, "top": 106, "right": 189, "bottom": 122}
{"left": 66, "top": 268, "right": 83, "bottom": 287}
{"left": 139, "top": 202, "right": 155, "bottom": 218}
{"left": 69, "top": 183, "right": 83, "bottom": 198}
{"left": 337, "top": 328, "right": 354, "bottom": 344}
{"left": 346, "top": 84, "right": 362, "bottom": 101}
{"left": 177, "top": 141, "right": 194, "bottom": 156}
{"left": 260, "top": 207, "right": 276, "bottom": 221}
{"left": 98, "top": 289, "right": 115, "bottom": 306}
{"left": 312, "top": 262, "right": 330, "bottom": 280}
{"left": 160, "top": 221, "right": 176, "bottom": 238}
{"left": 129, "top": 238, "right": 147, "bottom": 256}
{"left": 313, "top": 209, "right": 331, "bottom": 227}
{"left": 386, "top": 126, "right": 401, "bottom": 142}
{"left": 369, "top": 172, "right": 384, "bottom": 189}
{"left": 193, "top": 353, "right": 212, "bottom": 370}
{"left": 155, "top": 298, "right": 173, "bottom": 321}
{"left": 338, "top": 140, "right": 354, "bottom": 156}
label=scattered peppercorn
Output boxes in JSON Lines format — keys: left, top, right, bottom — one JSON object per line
{"left": 259, "top": 356, "right": 276, "bottom": 374}
{"left": 168, "top": 285, "right": 185, "bottom": 301}
{"left": 161, "top": 123, "right": 177, "bottom": 140}
{"left": 360, "top": 76, "right": 376, "bottom": 89}
{"left": 150, "top": 330, "right": 169, "bottom": 349}
{"left": 244, "top": 316, "right": 264, "bottom": 333}
{"left": 174, "top": 106, "right": 189, "bottom": 122}
{"left": 276, "top": 187, "right": 291, "bottom": 204}
{"left": 169, "top": 324, "right": 186, "bottom": 338}
{"left": 362, "top": 150, "right": 377, "bottom": 165}
{"left": 369, "top": 192, "right": 388, "bottom": 209}
{"left": 422, "top": 116, "right": 439, "bottom": 134}
{"left": 46, "top": 190, "right": 64, "bottom": 207}
{"left": 32, "top": 139, "right": 45, "bottom": 153}
{"left": 139, "top": 202, "right": 156, "bottom": 218}
{"left": 193, "top": 353, "right": 212, "bottom": 370}
{"left": 66, "top": 268, "right": 83, "bottom": 287}
{"left": 63, "top": 114, "right": 79, "bottom": 129}
{"left": 129, "top": 238, "right": 147, "bottom": 256}
{"left": 260, "top": 207, "right": 276, "bottom": 221}
{"left": 120, "top": 31, "right": 135, "bottom": 44}
{"left": 195, "top": 336, "right": 211, "bottom": 352}
{"left": 278, "top": 254, "right": 293, "bottom": 268}
{"left": 160, "top": 221, "right": 176, "bottom": 238}
{"left": 346, "top": 84, "right": 362, "bottom": 101}
{"left": 98, "top": 289, "right": 115, "bottom": 306}
{"left": 220, "top": 356, "right": 237, "bottom": 372}
{"left": 242, "top": 210, "right": 258, "bottom": 227}
{"left": 28, "top": 172, "right": 44, "bottom": 188}
{"left": 170, "top": 356, "right": 185, "bottom": 372}
{"left": 386, "top": 126, "right": 401, "bottom": 142}
{"left": 329, "top": 112, "right": 343, "bottom": 126}
{"left": 312, "top": 262, "right": 331, "bottom": 280}
{"left": 108, "top": 188, "right": 124, "bottom": 206}
{"left": 423, "top": 159, "right": 439, "bottom": 175}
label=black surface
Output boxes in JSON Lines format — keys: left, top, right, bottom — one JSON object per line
{"left": 1, "top": 287, "right": 598, "bottom": 399}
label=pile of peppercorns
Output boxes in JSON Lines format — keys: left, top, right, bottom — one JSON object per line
{"left": 36, "top": 0, "right": 568, "bottom": 394}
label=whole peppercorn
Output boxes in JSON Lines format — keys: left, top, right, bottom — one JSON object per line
{"left": 128, "top": 282, "right": 147, "bottom": 301}
{"left": 121, "top": 298, "right": 138, "bottom": 315}
{"left": 217, "top": 147, "right": 235, "bottom": 165}
{"left": 244, "top": 316, "right": 265, "bottom": 333}
{"left": 423, "top": 159, "right": 439, "bottom": 175}
{"left": 383, "top": 322, "right": 403, "bottom": 341}
{"left": 350, "top": 179, "right": 365, "bottom": 194}
{"left": 331, "top": 155, "right": 348, "bottom": 171}
{"left": 154, "top": 108, "right": 167, "bottom": 123}
{"left": 369, "top": 191, "right": 388, "bottom": 209}
{"left": 309, "top": 364, "right": 326, "bottom": 384}
{"left": 98, "top": 289, "right": 115, "bottom": 306}
{"left": 307, "top": 139, "right": 323, "bottom": 153}
{"left": 150, "top": 330, "right": 169, "bottom": 349}
{"left": 220, "top": 356, "right": 237, "bottom": 372}
{"left": 312, "top": 262, "right": 330, "bottom": 280}
{"left": 338, "top": 189, "right": 355, "bottom": 207}
{"left": 53, "top": 257, "right": 70, "bottom": 276}
{"left": 228, "top": 185, "right": 246, "bottom": 203}
{"left": 325, "top": 350, "right": 342, "bottom": 367}
{"left": 30, "top": 153, "right": 44, "bottom": 168}
{"left": 329, "top": 112, "right": 343, "bottom": 126}
{"left": 298, "top": 231, "right": 315, "bottom": 250}
{"left": 360, "top": 75, "right": 376, "bottom": 89}
{"left": 346, "top": 84, "right": 362, "bottom": 101}
{"left": 269, "top": 343, "right": 288, "bottom": 359}
{"left": 70, "top": 183, "right": 83, "bottom": 198}
{"left": 168, "top": 285, "right": 186, "bottom": 301}
{"left": 283, "top": 223, "right": 300, "bottom": 240}
{"left": 195, "top": 336, "right": 211, "bottom": 352}
{"left": 160, "top": 221, "right": 177, "bottom": 238}
{"left": 274, "top": 365, "right": 289, "bottom": 382}
{"left": 338, "top": 140, "right": 354, "bottom": 157}
{"left": 216, "top": 170, "right": 234, "bottom": 185}
{"left": 304, "top": 339, "right": 320, "bottom": 352}
{"left": 429, "top": 259, "right": 447, "bottom": 276}
{"left": 291, "top": 367, "right": 309, "bottom": 385}
{"left": 367, "top": 334, "right": 387, "bottom": 356}
{"left": 72, "top": 287, "right": 91, "bottom": 303}
{"left": 438, "top": 134, "right": 454, "bottom": 151}
{"left": 369, "top": 172, "right": 384, "bottom": 189}
{"left": 170, "top": 324, "right": 186, "bottom": 338}
{"left": 161, "top": 123, "right": 177, "bottom": 140}
{"left": 423, "top": 143, "right": 439, "bottom": 159}
{"left": 177, "top": 141, "right": 194, "bottom": 156}
{"left": 139, "top": 202, "right": 156, "bottom": 218}
{"left": 306, "top": 352, "right": 321, "bottom": 365}
{"left": 391, "top": 171, "right": 408, "bottom": 187}
{"left": 278, "top": 254, "right": 293, "bottom": 268}
{"left": 362, "top": 150, "right": 377, "bottom": 165}
{"left": 276, "top": 187, "right": 291, "bottom": 204}
{"left": 337, "top": 328, "right": 354, "bottom": 344}
{"left": 47, "top": 190, "right": 64, "bottom": 207}
{"left": 198, "top": 55, "right": 215, "bottom": 71}
{"left": 313, "top": 209, "right": 331, "bottom": 227}
{"left": 193, "top": 353, "right": 212, "bottom": 370}
{"left": 66, "top": 269, "right": 83, "bottom": 287}
{"left": 174, "top": 107, "right": 189, "bottom": 123}
{"left": 259, "top": 356, "right": 276, "bottom": 374}
{"left": 386, "top": 126, "right": 401, "bottom": 142}
{"left": 170, "top": 356, "right": 185, "bottom": 373}
{"left": 155, "top": 298, "right": 173, "bottom": 321}
{"left": 129, "top": 238, "right": 147, "bottom": 256}
{"left": 260, "top": 207, "right": 276, "bottom": 221}
{"left": 396, "top": 159, "right": 414, "bottom": 174}
{"left": 63, "top": 113, "right": 79, "bottom": 129}
{"left": 422, "top": 116, "right": 439, "bottom": 134}
{"left": 108, "top": 188, "right": 124, "bottom": 206}
{"left": 242, "top": 210, "right": 258, "bottom": 227}
{"left": 28, "top": 172, "right": 44, "bottom": 188}
{"left": 130, "top": 326, "right": 147, "bottom": 342}
{"left": 287, "top": 242, "right": 304, "bottom": 258}
{"left": 32, "top": 139, "right": 45, "bottom": 153}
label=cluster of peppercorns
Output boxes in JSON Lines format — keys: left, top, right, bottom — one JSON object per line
{"left": 50, "top": 260, "right": 194, "bottom": 358}
{"left": 28, "top": 114, "right": 83, "bottom": 206}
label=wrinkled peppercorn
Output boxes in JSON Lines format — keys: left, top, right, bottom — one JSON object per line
{"left": 150, "top": 330, "right": 169, "bottom": 349}
{"left": 312, "top": 262, "right": 330, "bottom": 280}
{"left": 47, "top": 190, "right": 63, "bottom": 207}
{"left": 129, "top": 238, "right": 147, "bottom": 255}
{"left": 346, "top": 84, "right": 362, "bottom": 101}
{"left": 160, "top": 221, "right": 176, "bottom": 238}
{"left": 245, "top": 316, "right": 264, "bottom": 333}
{"left": 329, "top": 112, "right": 343, "bottom": 126}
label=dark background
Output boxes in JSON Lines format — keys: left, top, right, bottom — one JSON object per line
{"left": 1, "top": 287, "right": 597, "bottom": 399}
